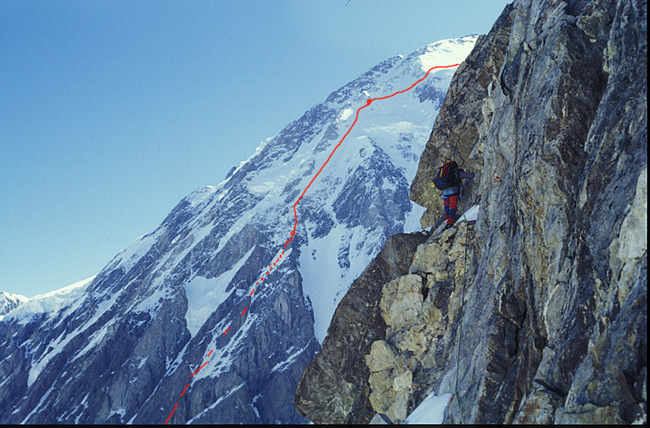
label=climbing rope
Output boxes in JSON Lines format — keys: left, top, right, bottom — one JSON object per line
{"left": 452, "top": 200, "right": 472, "bottom": 424}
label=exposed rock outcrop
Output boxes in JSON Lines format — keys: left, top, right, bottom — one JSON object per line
{"left": 295, "top": 0, "right": 647, "bottom": 424}
{"left": 294, "top": 232, "right": 428, "bottom": 424}
{"left": 409, "top": 3, "right": 515, "bottom": 226}
{"left": 365, "top": 224, "right": 477, "bottom": 423}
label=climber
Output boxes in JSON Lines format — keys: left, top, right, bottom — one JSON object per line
{"left": 430, "top": 161, "right": 474, "bottom": 227}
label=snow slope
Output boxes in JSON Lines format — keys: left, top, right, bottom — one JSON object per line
{"left": 405, "top": 392, "right": 453, "bottom": 424}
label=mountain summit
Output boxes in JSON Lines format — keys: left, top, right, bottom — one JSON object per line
{"left": 0, "top": 36, "right": 477, "bottom": 424}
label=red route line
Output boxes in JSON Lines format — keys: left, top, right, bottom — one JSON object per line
{"left": 283, "top": 63, "right": 459, "bottom": 249}
{"left": 191, "top": 361, "right": 210, "bottom": 377}
{"left": 165, "top": 402, "right": 177, "bottom": 424}
{"left": 164, "top": 63, "right": 459, "bottom": 424}
{"left": 181, "top": 383, "right": 190, "bottom": 397}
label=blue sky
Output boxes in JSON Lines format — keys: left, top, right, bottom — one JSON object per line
{"left": 0, "top": 0, "right": 510, "bottom": 297}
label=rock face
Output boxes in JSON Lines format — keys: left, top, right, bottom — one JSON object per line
{"left": 409, "top": 3, "right": 515, "bottom": 226}
{"left": 295, "top": 0, "right": 647, "bottom": 424}
{"left": 294, "top": 232, "right": 428, "bottom": 424}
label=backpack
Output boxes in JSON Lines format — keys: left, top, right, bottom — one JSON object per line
{"left": 433, "top": 161, "right": 460, "bottom": 190}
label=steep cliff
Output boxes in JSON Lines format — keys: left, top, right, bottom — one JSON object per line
{"left": 295, "top": 0, "right": 647, "bottom": 424}
{"left": 294, "top": 232, "right": 428, "bottom": 423}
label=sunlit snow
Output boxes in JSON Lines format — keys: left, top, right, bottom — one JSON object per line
{"left": 404, "top": 392, "right": 453, "bottom": 424}
{"left": 459, "top": 204, "right": 479, "bottom": 224}
{"left": 418, "top": 36, "right": 477, "bottom": 72}
{"left": 184, "top": 247, "right": 254, "bottom": 336}
{"left": 3, "top": 276, "right": 94, "bottom": 324}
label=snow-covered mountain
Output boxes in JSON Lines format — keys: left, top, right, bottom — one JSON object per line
{"left": 0, "top": 36, "right": 477, "bottom": 424}
{"left": 0, "top": 291, "right": 28, "bottom": 318}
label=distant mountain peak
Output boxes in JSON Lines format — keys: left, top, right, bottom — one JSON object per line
{"left": 0, "top": 290, "right": 29, "bottom": 317}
